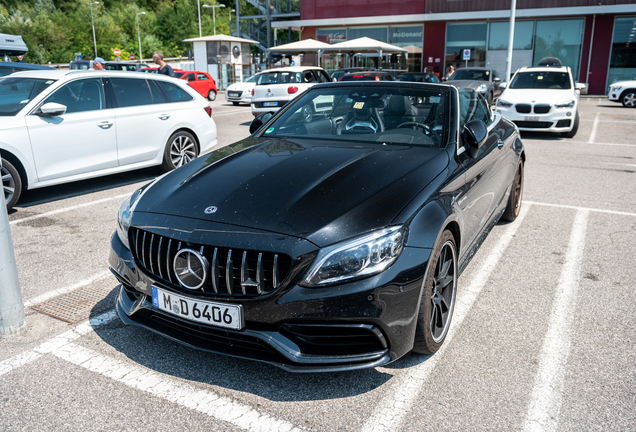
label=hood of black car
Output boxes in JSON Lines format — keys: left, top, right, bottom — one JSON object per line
{"left": 135, "top": 137, "right": 449, "bottom": 247}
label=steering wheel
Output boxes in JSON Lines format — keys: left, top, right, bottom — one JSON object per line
{"left": 396, "top": 122, "right": 431, "bottom": 133}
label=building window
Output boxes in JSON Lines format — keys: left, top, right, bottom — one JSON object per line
{"left": 445, "top": 22, "right": 488, "bottom": 70}
{"left": 347, "top": 26, "right": 388, "bottom": 42}
{"left": 608, "top": 16, "right": 636, "bottom": 88}
{"left": 533, "top": 19, "right": 584, "bottom": 79}
{"left": 488, "top": 21, "right": 534, "bottom": 51}
{"left": 389, "top": 25, "right": 423, "bottom": 72}
{"left": 316, "top": 28, "right": 347, "bottom": 44}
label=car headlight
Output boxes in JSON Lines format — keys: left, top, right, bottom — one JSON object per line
{"left": 555, "top": 100, "right": 575, "bottom": 108}
{"left": 116, "top": 175, "right": 166, "bottom": 249}
{"left": 612, "top": 85, "right": 622, "bottom": 91}
{"left": 300, "top": 226, "right": 408, "bottom": 287}
{"left": 497, "top": 99, "right": 513, "bottom": 108}
{"left": 476, "top": 84, "right": 488, "bottom": 92}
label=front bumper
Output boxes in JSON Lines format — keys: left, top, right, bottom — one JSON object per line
{"left": 225, "top": 90, "right": 252, "bottom": 104}
{"left": 109, "top": 215, "right": 431, "bottom": 372}
{"left": 608, "top": 90, "right": 620, "bottom": 102}
{"left": 495, "top": 105, "right": 576, "bottom": 133}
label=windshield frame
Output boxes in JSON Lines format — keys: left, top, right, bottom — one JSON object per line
{"left": 256, "top": 83, "right": 451, "bottom": 150}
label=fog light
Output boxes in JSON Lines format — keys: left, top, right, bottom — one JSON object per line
{"left": 566, "top": 112, "right": 572, "bottom": 117}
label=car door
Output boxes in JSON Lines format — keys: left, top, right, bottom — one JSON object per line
{"left": 457, "top": 90, "right": 510, "bottom": 251}
{"left": 196, "top": 72, "right": 212, "bottom": 96}
{"left": 25, "top": 77, "right": 117, "bottom": 182}
{"left": 182, "top": 72, "right": 203, "bottom": 97}
{"left": 109, "top": 77, "right": 174, "bottom": 166}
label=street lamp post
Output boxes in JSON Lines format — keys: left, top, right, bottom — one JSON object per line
{"left": 136, "top": 11, "right": 146, "bottom": 62}
{"left": 90, "top": 1, "right": 99, "bottom": 58}
{"left": 203, "top": 4, "right": 225, "bottom": 36}
{"left": 229, "top": 9, "right": 235, "bottom": 36}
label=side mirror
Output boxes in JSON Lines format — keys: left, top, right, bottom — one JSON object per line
{"left": 39, "top": 102, "right": 67, "bottom": 117}
{"left": 332, "top": 77, "right": 337, "bottom": 82}
{"left": 249, "top": 112, "right": 273, "bottom": 134}
{"left": 575, "top": 82, "right": 586, "bottom": 91}
{"left": 462, "top": 119, "right": 488, "bottom": 158}
{"left": 499, "top": 82, "right": 508, "bottom": 89}
{"left": 494, "top": 77, "right": 501, "bottom": 83}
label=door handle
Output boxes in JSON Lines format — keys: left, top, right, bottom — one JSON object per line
{"left": 158, "top": 114, "right": 170, "bottom": 120}
{"left": 98, "top": 121, "right": 113, "bottom": 128}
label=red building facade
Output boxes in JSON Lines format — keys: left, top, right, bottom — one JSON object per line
{"left": 276, "top": 0, "right": 636, "bottom": 94}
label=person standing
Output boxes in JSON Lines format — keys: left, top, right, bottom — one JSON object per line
{"left": 153, "top": 51, "right": 174, "bottom": 77}
{"left": 446, "top": 65, "right": 455, "bottom": 80}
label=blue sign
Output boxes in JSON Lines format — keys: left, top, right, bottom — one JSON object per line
{"left": 463, "top": 49, "right": 471, "bottom": 61}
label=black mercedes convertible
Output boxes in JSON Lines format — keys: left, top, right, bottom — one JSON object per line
{"left": 110, "top": 82, "right": 525, "bottom": 372}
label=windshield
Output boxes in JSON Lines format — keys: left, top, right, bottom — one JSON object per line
{"left": 510, "top": 71, "right": 571, "bottom": 89}
{"left": 174, "top": 72, "right": 185, "bottom": 78}
{"left": 0, "top": 77, "right": 56, "bottom": 116}
{"left": 261, "top": 86, "right": 449, "bottom": 148}
{"left": 400, "top": 73, "right": 440, "bottom": 83}
{"left": 449, "top": 69, "right": 490, "bottom": 81}
{"left": 256, "top": 71, "right": 303, "bottom": 85}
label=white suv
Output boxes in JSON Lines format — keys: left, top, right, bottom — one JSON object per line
{"left": 1, "top": 70, "right": 217, "bottom": 210}
{"left": 251, "top": 66, "right": 332, "bottom": 116}
{"left": 608, "top": 80, "right": 636, "bottom": 107}
{"left": 495, "top": 65, "right": 586, "bottom": 137}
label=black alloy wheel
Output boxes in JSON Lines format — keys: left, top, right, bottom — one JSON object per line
{"left": 621, "top": 90, "right": 636, "bottom": 107}
{"left": 501, "top": 159, "right": 524, "bottom": 222}
{"left": 208, "top": 90, "right": 217, "bottom": 101}
{"left": 413, "top": 230, "right": 457, "bottom": 354}
{"left": 161, "top": 131, "right": 199, "bottom": 172}
{"left": 2, "top": 158, "right": 22, "bottom": 211}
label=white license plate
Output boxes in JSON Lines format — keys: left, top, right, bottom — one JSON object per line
{"left": 524, "top": 116, "right": 539, "bottom": 121}
{"left": 228, "top": 92, "right": 239, "bottom": 97}
{"left": 263, "top": 102, "right": 278, "bottom": 107}
{"left": 151, "top": 286, "right": 243, "bottom": 330}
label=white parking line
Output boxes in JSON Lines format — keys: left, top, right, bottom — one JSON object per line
{"left": 23, "top": 271, "right": 113, "bottom": 308}
{"left": 361, "top": 204, "right": 532, "bottom": 432}
{"left": 52, "top": 343, "right": 302, "bottom": 432}
{"left": 10, "top": 194, "right": 130, "bottom": 226}
{"left": 523, "top": 209, "right": 589, "bottom": 432}
{"left": 0, "top": 310, "right": 116, "bottom": 377}
{"left": 588, "top": 113, "right": 600, "bottom": 144}
{"left": 213, "top": 109, "right": 252, "bottom": 117}
{"left": 525, "top": 200, "right": 636, "bottom": 217}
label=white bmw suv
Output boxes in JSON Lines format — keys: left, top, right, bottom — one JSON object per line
{"left": 495, "top": 65, "right": 586, "bottom": 137}
{"left": 1, "top": 70, "right": 217, "bottom": 210}
{"left": 251, "top": 66, "right": 332, "bottom": 116}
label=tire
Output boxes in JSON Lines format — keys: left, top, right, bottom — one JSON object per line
{"left": 160, "top": 131, "right": 199, "bottom": 172}
{"left": 501, "top": 159, "right": 524, "bottom": 222}
{"left": 413, "top": 230, "right": 457, "bottom": 354}
{"left": 620, "top": 90, "right": 636, "bottom": 107}
{"left": 232, "top": 101, "right": 239, "bottom": 106}
{"left": 208, "top": 90, "right": 217, "bottom": 101}
{"left": 561, "top": 111, "right": 579, "bottom": 138}
{"left": 2, "top": 158, "right": 22, "bottom": 211}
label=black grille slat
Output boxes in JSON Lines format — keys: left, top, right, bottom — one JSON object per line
{"left": 129, "top": 228, "right": 292, "bottom": 298}
{"left": 515, "top": 103, "right": 531, "bottom": 113}
{"left": 533, "top": 104, "right": 551, "bottom": 114}
{"left": 512, "top": 120, "right": 553, "bottom": 128}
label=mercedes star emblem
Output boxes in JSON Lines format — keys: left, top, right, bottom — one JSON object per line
{"left": 173, "top": 248, "right": 209, "bottom": 290}
{"left": 204, "top": 206, "right": 217, "bottom": 214}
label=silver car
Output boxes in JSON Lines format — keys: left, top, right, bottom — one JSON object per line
{"left": 445, "top": 67, "right": 502, "bottom": 105}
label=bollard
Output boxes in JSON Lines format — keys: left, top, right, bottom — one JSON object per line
{"left": 0, "top": 160, "right": 26, "bottom": 338}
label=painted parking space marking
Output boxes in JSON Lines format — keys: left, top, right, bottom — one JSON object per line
{"left": 588, "top": 113, "right": 600, "bottom": 143}
{"left": 52, "top": 343, "right": 302, "bottom": 432}
{"left": 525, "top": 201, "right": 636, "bottom": 217}
{"left": 362, "top": 204, "right": 532, "bottom": 432}
{"left": 9, "top": 193, "right": 130, "bottom": 226}
{"left": 523, "top": 210, "right": 589, "bottom": 432}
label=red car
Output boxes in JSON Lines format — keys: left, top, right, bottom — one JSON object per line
{"left": 175, "top": 71, "right": 218, "bottom": 101}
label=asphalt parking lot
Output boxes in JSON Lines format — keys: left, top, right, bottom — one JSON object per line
{"left": 2, "top": 95, "right": 635, "bottom": 431}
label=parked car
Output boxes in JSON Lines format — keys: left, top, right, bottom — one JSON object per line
{"left": 398, "top": 72, "right": 441, "bottom": 83}
{"left": 225, "top": 74, "right": 259, "bottom": 106}
{"left": 495, "top": 65, "right": 586, "bottom": 137}
{"left": 251, "top": 66, "right": 332, "bottom": 116}
{"left": 111, "top": 82, "right": 525, "bottom": 372}
{"left": 0, "top": 61, "right": 54, "bottom": 77}
{"left": 176, "top": 70, "right": 218, "bottom": 101}
{"left": 339, "top": 71, "right": 399, "bottom": 82}
{"left": 330, "top": 67, "right": 371, "bottom": 82}
{"left": 70, "top": 60, "right": 149, "bottom": 71}
{"left": 1, "top": 70, "right": 217, "bottom": 210}
{"left": 607, "top": 80, "right": 636, "bottom": 107}
{"left": 444, "top": 67, "right": 502, "bottom": 105}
